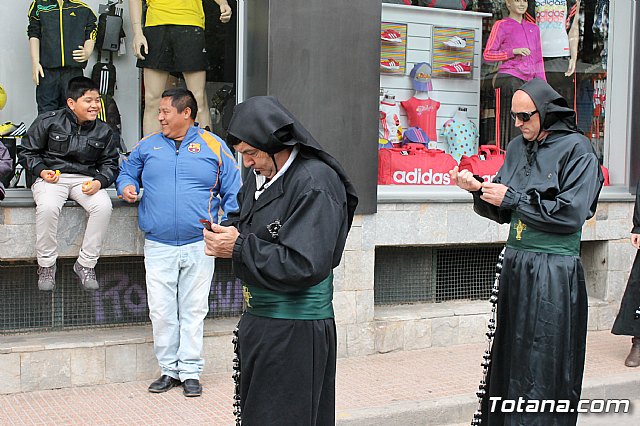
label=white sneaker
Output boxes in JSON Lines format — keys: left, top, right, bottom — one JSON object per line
{"left": 443, "top": 36, "right": 466, "bottom": 49}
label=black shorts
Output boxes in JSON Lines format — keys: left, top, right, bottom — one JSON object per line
{"left": 136, "top": 25, "right": 209, "bottom": 73}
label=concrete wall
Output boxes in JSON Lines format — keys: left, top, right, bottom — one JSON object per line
{"left": 0, "top": 198, "right": 634, "bottom": 393}
{"left": 1, "top": 198, "right": 634, "bottom": 359}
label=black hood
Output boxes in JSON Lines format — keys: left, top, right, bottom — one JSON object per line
{"left": 518, "top": 78, "right": 579, "bottom": 134}
{"left": 226, "top": 96, "right": 358, "bottom": 228}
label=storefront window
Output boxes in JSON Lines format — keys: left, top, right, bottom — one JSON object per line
{"left": 0, "top": 0, "right": 236, "bottom": 193}
{"left": 378, "top": 1, "right": 613, "bottom": 188}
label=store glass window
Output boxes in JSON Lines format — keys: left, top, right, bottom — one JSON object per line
{"left": 0, "top": 0, "right": 237, "bottom": 193}
{"left": 378, "top": 0, "right": 611, "bottom": 188}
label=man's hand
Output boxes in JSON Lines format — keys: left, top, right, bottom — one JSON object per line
{"left": 81, "top": 180, "right": 101, "bottom": 195}
{"left": 449, "top": 166, "right": 482, "bottom": 192}
{"left": 218, "top": 1, "right": 232, "bottom": 23}
{"left": 512, "top": 48, "right": 531, "bottom": 56}
{"left": 203, "top": 224, "right": 239, "bottom": 258}
{"left": 32, "top": 62, "right": 44, "bottom": 85}
{"left": 40, "top": 169, "right": 60, "bottom": 183}
{"left": 480, "top": 182, "right": 509, "bottom": 206}
{"left": 121, "top": 185, "right": 138, "bottom": 203}
{"left": 632, "top": 233, "right": 640, "bottom": 250}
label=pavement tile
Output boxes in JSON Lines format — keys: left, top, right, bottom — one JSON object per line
{"left": 0, "top": 331, "right": 635, "bottom": 425}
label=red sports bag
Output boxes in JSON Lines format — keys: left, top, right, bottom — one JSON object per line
{"left": 458, "top": 145, "right": 505, "bottom": 182}
{"left": 378, "top": 144, "right": 457, "bottom": 185}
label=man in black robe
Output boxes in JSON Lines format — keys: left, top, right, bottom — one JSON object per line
{"left": 611, "top": 179, "right": 640, "bottom": 367}
{"left": 203, "top": 96, "right": 358, "bottom": 426}
{"left": 450, "top": 78, "right": 603, "bottom": 425}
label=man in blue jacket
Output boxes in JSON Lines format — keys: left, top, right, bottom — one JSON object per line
{"left": 117, "top": 87, "right": 241, "bottom": 397}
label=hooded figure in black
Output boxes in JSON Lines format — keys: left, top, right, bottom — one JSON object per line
{"left": 203, "top": 96, "right": 357, "bottom": 426}
{"left": 611, "top": 179, "right": 640, "bottom": 366}
{"left": 451, "top": 78, "right": 603, "bottom": 426}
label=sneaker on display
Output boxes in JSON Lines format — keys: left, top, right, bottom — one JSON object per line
{"left": 443, "top": 36, "right": 467, "bottom": 49}
{"left": 73, "top": 261, "right": 99, "bottom": 291}
{"left": 0, "top": 122, "right": 19, "bottom": 137}
{"left": 380, "top": 58, "right": 401, "bottom": 70}
{"left": 37, "top": 264, "right": 56, "bottom": 291}
{"left": 381, "top": 29, "right": 402, "bottom": 43}
{"left": 441, "top": 62, "right": 471, "bottom": 74}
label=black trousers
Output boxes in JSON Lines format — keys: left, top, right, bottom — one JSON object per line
{"left": 238, "top": 312, "right": 337, "bottom": 426}
{"left": 36, "top": 67, "right": 83, "bottom": 114}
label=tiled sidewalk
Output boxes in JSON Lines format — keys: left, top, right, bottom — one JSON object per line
{"left": 0, "top": 331, "right": 635, "bottom": 425}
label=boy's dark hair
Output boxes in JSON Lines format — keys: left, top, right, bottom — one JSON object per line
{"left": 66, "top": 76, "right": 100, "bottom": 101}
{"left": 161, "top": 88, "right": 198, "bottom": 120}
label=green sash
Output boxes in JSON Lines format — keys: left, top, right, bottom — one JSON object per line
{"left": 507, "top": 213, "right": 581, "bottom": 256}
{"left": 243, "top": 273, "right": 334, "bottom": 320}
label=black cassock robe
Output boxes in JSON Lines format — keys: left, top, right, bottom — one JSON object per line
{"left": 223, "top": 96, "right": 357, "bottom": 426}
{"left": 472, "top": 79, "right": 603, "bottom": 426}
{"left": 612, "top": 179, "right": 640, "bottom": 338}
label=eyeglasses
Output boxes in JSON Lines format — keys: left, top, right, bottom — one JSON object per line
{"left": 510, "top": 110, "right": 538, "bottom": 122}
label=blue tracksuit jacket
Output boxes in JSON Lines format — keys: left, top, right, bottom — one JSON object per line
{"left": 116, "top": 126, "right": 241, "bottom": 245}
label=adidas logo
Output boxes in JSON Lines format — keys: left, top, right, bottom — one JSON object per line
{"left": 70, "top": 12, "right": 76, "bottom": 16}
{"left": 393, "top": 169, "right": 452, "bottom": 185}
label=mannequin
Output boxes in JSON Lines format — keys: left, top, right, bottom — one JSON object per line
{"left": 528, "top": 0, "right": 581, "bottom": 76}
{"left": 441, "top": 107, "right": 478, "bottom": 163}
{"left": 379, "top": 93, "right": 401, "bottom": 148}
{"left": 401, "top": 62, "right": 440, "bottom": 142}
{"left": 483, "top": 0, "right": 544, "bottom": 147}
{"left": 528, "top": 0, "right": 581, "bottom": 106}
{"left": 129, "top": 0, "right": 232, "bottom": 135}
{"left": 28, "top": 0, "right": 97, "bottom": 113}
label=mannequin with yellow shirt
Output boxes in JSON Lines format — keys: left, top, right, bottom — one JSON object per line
{"left": 128, "top": 0, "right": 232, "bottom": 135}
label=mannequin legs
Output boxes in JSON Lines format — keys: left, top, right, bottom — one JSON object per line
{"left": 142, "top": 69, "right": 211, "bottom": 135}
{"left": 143, "top": 68, "right": 170, "bottom": 135}
{"left": 183, "top": 71, "right": 211, "bottom": 130}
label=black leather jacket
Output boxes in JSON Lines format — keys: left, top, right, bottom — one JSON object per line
{"left": 18, "top": 108, "right": 119, "bottom": 188}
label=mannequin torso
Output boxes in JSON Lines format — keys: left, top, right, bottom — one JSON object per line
{"left": 441, "top": 107, "right": 478, "bottom": 162}
{"left": 528, "top": 0, "right": 581, "bottom": 76}
{"left": 483, "top": 0, "right": 545, "bottom": 82}
{"left": 27, "top": 0, "right": 97, "bottom": 113}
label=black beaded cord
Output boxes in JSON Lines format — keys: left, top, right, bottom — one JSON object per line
{"left": 232, "top": 322, "right": 242, "bottom": 425}
{"left": 471, "top": 247, "right": 505, "bottom": 426}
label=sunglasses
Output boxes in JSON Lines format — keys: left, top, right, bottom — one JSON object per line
{"left": 510, "top": 110, "right": 538, "bottom": 122}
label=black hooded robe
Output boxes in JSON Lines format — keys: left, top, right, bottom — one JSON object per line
{"left": 223, "top": 96, "right": 358, "bottom": 426}
{"left": 473, "top": 79, "right": 603, "bottom": 425}
{"left": 611, "top": 180, "right": 640, "bottom": 338}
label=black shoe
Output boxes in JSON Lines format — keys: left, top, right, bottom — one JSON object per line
{"left": 148, "top": 375, "right": 181, "bottom": 393}
{"left": 182, "top": 379, "right": 202, "bottom": 397}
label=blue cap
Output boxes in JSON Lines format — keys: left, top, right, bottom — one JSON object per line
{"left": 402, "top": 127, "right": 430, "bottom": 146}
{"left": 409, "top": 62, "right": 433, "bottom": 92}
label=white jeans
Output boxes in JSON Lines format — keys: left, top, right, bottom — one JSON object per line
{"left": 144, "top": 239, "right": 214, "bottom": 381}
{"left": 31, "top": 174, "right": 112, "bottom": 268}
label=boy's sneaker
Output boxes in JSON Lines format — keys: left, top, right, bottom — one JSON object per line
{"left": 443, "top": 36, "right": 466, "bottom": 49}
{"left": 441, "top": 62, "right": 471, "bottom": 74}
{"left": 37, "top": 265, "right": 56, "bottom": 291}
{"left": 381, "top": 29, "right": 402, "bottom": 43}
{"left": 73, "top": 261, "right": 99, "bottom": 291}
{"left": 380, "top": 58, "right": 401, "bottom": 70}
